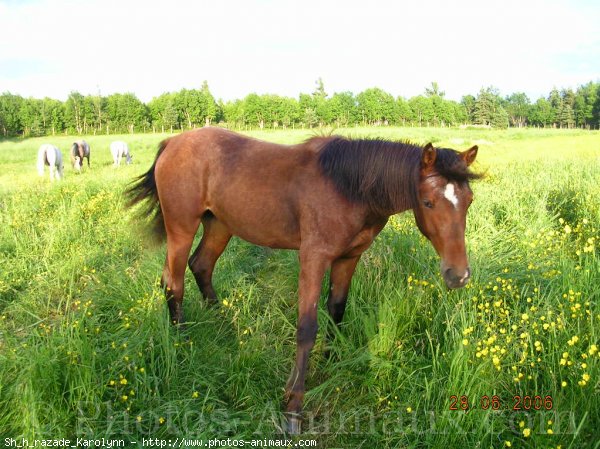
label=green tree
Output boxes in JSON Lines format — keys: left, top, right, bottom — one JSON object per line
{"left": 548, "top": 88, "right": 562, "bottom": 127}
{"left": 396, "top": 97, "right": 412, "bottom": 126}
{"left": 313, "top": 77, "right": 327, "bottom": 99}
{"left": 408, "top": 95, "right": 435, "bottom": 126}
{"left": 106, "top": 93, "right": 148, "bottom": 133}
{"left": 329, "top": 91, "right": 357, "bottom": 126}
{"left": 556, "top": 103, "right": 575, "bottom": 129}
{"left": 303, "top": 107, "right": 318, "bottom": 128}
{"left": 308, "top": 78, "right": 331, "bottom": 126}
{"left": 148, "top": 93, "right": 179, "bottom": 133}
{"left": 271, "top": 96, "right": 299, "bottom": 128}
{"left": 44, "top": 98, "right": 65, "bottom": 135}
{"left": 425, "top": 81, "right": 445, "bottom": 98}
{"left": 0, "top": 92, "right": 24, "bottom": 136}
{"left": 20, "top": 98, "right": 44, "bottom": 136}
{"left": 452, "top": 102, "right": 468, "bottom": 125}
{"left": 222, "top": 99, "right": 246, "bottom": 128}
{"left": 424, "top": 82, "right": 444, "bottom": 126}
{"left": 461, "top": 95, "right": 476, "bottom": 124}
{"left": 79, "top": 95, "right": 104, "bottom": 134}
{"left": 593, "top": 92, "right": 600, "bottom": 128}
{"left": 505, "top": 92, "right": 530, "bottom": 127}
{"left": 243, "top": 93, "right": 266, "bottom": 128}
{"left": 356, "top": 88, "right": 396, "bottom": 125}
{"left": 174, "top": 89, "right": 203, "bottom": 129}
{"left": 473, "top": 89, "right": 493, "bottom": 126}
{"left": 64, "top": 91, "right": 85, "bottom": 134}
{"left": 490, "top": 107, "right": 509, "bottom": 128}
{"left": 199, "top": 81, "right": 217, "bottom": 126}
{"left": 573, "top": 82, "right": 598, "bottom": 128}
{"left": 299, "top": 93, "right": 317, "bottom": 128}
{"left": 473, "top": 87, "right": 508, "bottom": 128}
{"left": 529, "top": 98, "right": 554, "bottom": 127}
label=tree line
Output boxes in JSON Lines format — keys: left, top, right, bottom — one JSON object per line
{"left": 1, "top": 79, "right": 599, "bottom": 137}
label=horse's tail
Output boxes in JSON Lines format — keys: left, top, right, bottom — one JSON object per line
{"left": 126, "top": 138, "right": 170, "bottom": 241}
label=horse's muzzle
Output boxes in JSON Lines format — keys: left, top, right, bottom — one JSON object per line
{"left": 443, "top": 267, "right": 471, "bottom": 289}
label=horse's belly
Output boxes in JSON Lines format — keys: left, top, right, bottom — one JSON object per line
{"left": 223, "top": 216, "right": 301, "bottom": 249}
{"left": 209, "top": 203, "right": 301, "bottom": 250}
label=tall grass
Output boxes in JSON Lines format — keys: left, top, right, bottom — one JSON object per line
{"left": 0, "top": 128, "right": 598, "bottom": 448}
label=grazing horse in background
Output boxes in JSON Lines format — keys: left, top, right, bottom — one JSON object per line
{"left": 71, "top": 140, "right": 90, "bottom": 172}
{"left": 110, "top": 141, "right": 132, "bottom": 166}
{"left": 37, "top": 144, "right": 64, "bottom": 181}
{"left": 127, "top": 128, "right": 480, "bottom": 434}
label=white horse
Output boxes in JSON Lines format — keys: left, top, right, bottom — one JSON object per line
{"left": 110, "top": 141, "right": 132, "bottom": 166}
{"left": 37, "top": 144, "right": 64, "bottom": 181}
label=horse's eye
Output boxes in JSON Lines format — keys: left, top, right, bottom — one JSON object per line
{"left": 423, "top": 200, "right": 433, "bottom": 209}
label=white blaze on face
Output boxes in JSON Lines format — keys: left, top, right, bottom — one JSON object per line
{"left": 444, "top": 182, "right": 459, "bottom": 209}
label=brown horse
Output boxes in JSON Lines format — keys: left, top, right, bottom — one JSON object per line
{"left": 71, "top": 140, "right": 91, "bottom": 172}
{"left": 127, "top": 127, "right": 480, "bottom": 433}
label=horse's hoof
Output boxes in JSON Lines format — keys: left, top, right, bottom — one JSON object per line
{"left": 172, "top": 321, "right": 188, "bottom": 332}
{"left": 286, "top": 414, "right": 301, "bottom": 435}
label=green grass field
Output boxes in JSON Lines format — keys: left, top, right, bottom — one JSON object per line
{"left": 0, "top": 127, "right": 598, "bottom": 448}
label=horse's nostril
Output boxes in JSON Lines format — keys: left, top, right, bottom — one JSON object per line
{"left": 460, "top": 268, "right": 471, "bottom": 283}
{"left": 443, "top": 267, "right": 470, "bottom": 289}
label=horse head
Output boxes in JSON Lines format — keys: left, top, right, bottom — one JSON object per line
{"left": 413, "top": 143, "right": 479, "bottom": 289}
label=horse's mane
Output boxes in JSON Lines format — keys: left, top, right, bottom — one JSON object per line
{"left": 317, "top": 136, "right": 480, "bottom": 215}
{"left": 433, "top": 146, "right": 483, "bottom": 183}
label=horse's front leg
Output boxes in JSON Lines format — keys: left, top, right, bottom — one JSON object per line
{"left": 285, "top": 251, "right": 330, "bottom": 434}
{"left": 325, "top": 255, "right": 361, "bottom": 357}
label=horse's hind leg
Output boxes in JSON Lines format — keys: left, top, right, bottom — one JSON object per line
{"left": 188, "top": 214, "right": 231, "bottom": 304}
{"left": 161, "top": 220, "right": 200, "bottom": 325}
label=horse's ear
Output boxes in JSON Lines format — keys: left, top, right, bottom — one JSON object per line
{"left": 460, "top": 145, "right": 478, "bottom": 166}
{"left": 421, "top": 143, "right": 436, "bottom": 169}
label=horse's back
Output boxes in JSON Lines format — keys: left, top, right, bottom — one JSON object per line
{"left": 111, "top": 141, "right": 127, "bottom": 156}
{"left": 38, "top": 144, "right": 59, "bottom": 162}
{"left": 74, "top": 140, "right": 90, "bottom": 156}
{"left": 156, "top": 127, "right": 314, "bottom": 180}
{"left": 154, "top": 128, "right": 329, "bottom": 248}
{"left": 111, "top": 140, "right": 127, "bottom": 151}
{"left": 38, "top": 143, "right": 55, "bottom": 154}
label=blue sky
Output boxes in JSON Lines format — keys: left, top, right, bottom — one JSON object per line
{"left": 0, "top": 0, "right": 598, "bottom": 102}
